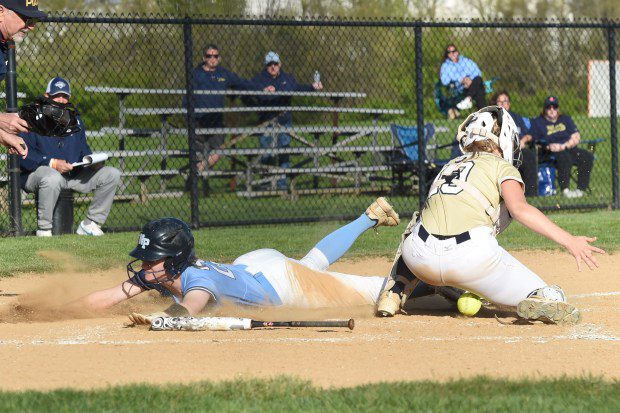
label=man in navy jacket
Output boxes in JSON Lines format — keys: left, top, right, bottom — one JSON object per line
{"left": 251, "top": 51, "right": 323, "bottom": 189}
{"left": 20, "top": 77, "right": 121, "bottom": 236}
{"left": 183, "top": 44, "right": 266, "bottom": 169}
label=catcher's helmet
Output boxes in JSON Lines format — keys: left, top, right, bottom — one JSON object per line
{"left": 129, "top": 217, "right": 195, "bottom": 281}
{"left": 457, "top": 105, "right": 522, "bottom": 168}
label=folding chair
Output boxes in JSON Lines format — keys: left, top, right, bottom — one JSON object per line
{"left": 388, "top": 123, "right": 451, "bottom": 194}
{"left": 434, "top": 77, "right": 499, "bottom": 118}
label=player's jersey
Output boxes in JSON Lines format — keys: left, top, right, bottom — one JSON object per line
{"left": 180, "top": 259, "right": 282, "bottom": 307}
{"left": 421, "top": 152, "right": 523, "bottom": 235}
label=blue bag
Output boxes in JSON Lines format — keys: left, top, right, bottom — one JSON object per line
{"left": 538, "top": 165, "right": 557, "bottom": 196}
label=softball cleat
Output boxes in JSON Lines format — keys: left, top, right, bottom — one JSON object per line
{"left": 516, "top": 299, "right": 581, "bottom": 325}
{"left": 366, "top": 197, "right": 400, "bottom": 227}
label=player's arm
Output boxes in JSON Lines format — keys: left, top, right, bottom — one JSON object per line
{"left": 66, "top": 281, "right": 146, "bottom": 312}
{"left": 501, "top": 179, "right": 605, "bottom": 271}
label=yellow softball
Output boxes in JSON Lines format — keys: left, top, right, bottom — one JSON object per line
{"left": 457, "top": 292, "right": 482, "bottom": 316}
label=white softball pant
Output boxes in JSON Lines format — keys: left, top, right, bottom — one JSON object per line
{"left": 401, "top": 222, "right": 547, "bottom": 307}
{"left": 233, "top": 248, "right": 386, "bottom": 307}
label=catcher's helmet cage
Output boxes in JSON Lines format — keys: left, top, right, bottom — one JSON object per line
{"left": 457, "top": 105, "right": 522, "bottom": 168}
{"left": 128, "top": 217, "right": 196, "bottom": 283}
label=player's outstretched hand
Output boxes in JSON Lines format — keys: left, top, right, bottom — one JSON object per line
{"left": 564, "top": 236, "right": 605, "bottom": 271}
{"left": 127, "top": 311, "right": 168, "bottom": 326}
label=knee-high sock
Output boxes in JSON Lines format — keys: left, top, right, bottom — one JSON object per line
{"left": 313, "top": 214, "right": 375, "bottom": 265}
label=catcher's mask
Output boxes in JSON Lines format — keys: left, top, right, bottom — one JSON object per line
{"left": 127, "top": 217, "right": 196, "bottom": 285}
{"left": 456, "top": 105, "right": 522, "bottom": 168}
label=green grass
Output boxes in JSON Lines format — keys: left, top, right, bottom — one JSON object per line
{"left": 0, "top": 209, "right": 617, "bottom": 277}
{"left": 0, "top": 376, "right": 618, "bottom": 412}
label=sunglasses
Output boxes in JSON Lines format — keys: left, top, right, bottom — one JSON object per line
{"left": 204, "top": 54, "right": 220, "bottom": 59}
{"left": 447, "top": 49, "right": 458, "bottom": 54}
{"left": 546, "top": 105, "right": 559, "bottom": 110}
{"left": 266, "top": 62, "right": 279, "bottom": 67}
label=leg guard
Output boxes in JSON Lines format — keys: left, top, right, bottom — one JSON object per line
{"left": 376, "top": 212, "right": 420, "bottom": 317}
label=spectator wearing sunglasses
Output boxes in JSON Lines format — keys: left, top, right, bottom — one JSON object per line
{"left": 0, "top": 0, "right": 46, "bottom": 158}
{"left": 491, "top": 90, "right": 538, "bottom": 197}
{"left": 528, "top": 96, "right": 594, "bottom": 198}
{"left": 251, "top": 51, "right": 323, "bottom": 189}
{"left": 183, "top": 44, "right": 264, "bottom": 170}
{"left": 439, "top": 43, "right": 486, "bottom": 111}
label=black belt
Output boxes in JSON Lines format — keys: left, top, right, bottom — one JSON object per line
{"left": 418, "top": 225, "right": 471, "bottom": 244}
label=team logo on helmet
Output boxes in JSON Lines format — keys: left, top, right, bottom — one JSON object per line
{"left": 138, "top": 233, "right": 150, "bottom": 249}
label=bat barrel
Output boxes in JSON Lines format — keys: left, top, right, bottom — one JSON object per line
{"left": 251, "top": 319, "right": 354, "bottom": 330}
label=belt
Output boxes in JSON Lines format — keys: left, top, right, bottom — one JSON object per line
{"left": 418, "top": 225, "right": 471, "bottom": 244}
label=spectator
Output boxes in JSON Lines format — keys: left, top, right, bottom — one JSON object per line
{"left": 184, "top": 44, "right": 264, "bottom": 170}
{"left": 19, "top": 77, "right": 121, "bottom": 236}
{"left": 251, "top": 51, "right": 323, "bottom": 189}
{"left": 0, "top": 1, "right": 47, "bottom": 157}
{"left": 440, "top": 43, "right": 486, "bottom": 111}
{"left": 528, "top": 96, "right": 593, "bottom": 199}
{"left": 492, "top": 91, "right": 538, "bottom": 197}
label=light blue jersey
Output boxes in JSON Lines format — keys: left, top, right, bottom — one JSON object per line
{"left": 180, "top": 259, "right": 282, "bottom": 307}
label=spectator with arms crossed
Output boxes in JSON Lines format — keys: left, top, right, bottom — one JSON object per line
{"left": 440, "top": 43, "right": 486, "bottom": 112}
{"left": 184, "top": 44, "right": 267, "bottom": 170}
{"left": 527, "top": 96, "right": 593, "bottom": 199}
{"left": 251, "top": 51, "right": 323, "bottom": 189}
{"left": 19, "top": 77, "right": 121, "bottom": 236}
{"left": 492, "top": 90, "right": 538, "bottom": 197}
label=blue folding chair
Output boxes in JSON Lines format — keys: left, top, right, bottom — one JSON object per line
{"left": 389, "top": 123, "right": 452, "bottom": 194}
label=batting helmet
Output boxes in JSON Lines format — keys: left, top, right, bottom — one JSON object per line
{"left": 128, "top": 217, "right": 196, "bottom": 282}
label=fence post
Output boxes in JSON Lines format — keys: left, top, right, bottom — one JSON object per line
{"left": 414, "top": 24, "right": 426, "bottom": 210}
{"left": 5, "top": 40, "right": 22, "bottom": 236}
{"left": 183, "top": 18, "right": 200, "bottom": 228}
{"left": 608, "top": 26, "right": 619, "bottom": 210}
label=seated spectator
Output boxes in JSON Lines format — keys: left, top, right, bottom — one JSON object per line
{"left": 19, "top": 77, "right": 121, "bottom": 236}
{"left": 183, "top": 44, "right": 266, "bottom": 170}
{"left": 440, "top": 43, "right": 486, "bottom": 111}
{"left": 251, "top": 51, "right": 323, "bottom": 189}
{"left": 527, "top": 96, "right": 593, "bottom": 198}
{"left": 492, "top": 91, "right": 538, "bottom": 197}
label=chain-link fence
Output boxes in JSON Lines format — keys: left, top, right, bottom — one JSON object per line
{"left": 1, "top": 16, "right": 618, "bottom": 235}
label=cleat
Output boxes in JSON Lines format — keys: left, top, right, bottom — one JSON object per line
{"left": 517, "top": 299, "right": 581, "bottom": 325}
{"left": 376, "top": 290, "right": 403, "bottom": 317}
{"left": 366, "top": 197, "right": 400, "bottom": 228}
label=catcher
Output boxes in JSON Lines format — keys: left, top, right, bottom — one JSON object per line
{"left": 70, "top": 198, "right": 449, "bottom": 324}
{"left": 376, "top": 106, "right": 605, "bottom": 324}
{"left": 19, "top": 77, "right": 120, "bottom": 237}
{"left": 0, "top": 0, "right": 47, "bottom": 157}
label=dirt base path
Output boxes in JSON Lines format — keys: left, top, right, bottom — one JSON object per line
{"left": 0, "top": 251, "right": 618, "bottom": 391}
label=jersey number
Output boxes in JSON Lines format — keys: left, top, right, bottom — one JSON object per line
{"left": 428, "top": 161, "right": 475, "bottom": 196}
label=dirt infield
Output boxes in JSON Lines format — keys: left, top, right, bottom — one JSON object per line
{"left": 1, "top": 251, "right": 618, "bottom": 391}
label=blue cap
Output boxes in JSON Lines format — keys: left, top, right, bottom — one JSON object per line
{"left": 264, "top": 51, "right": 281, "bottom": 65}
{"left": 3, "top": 0, "right": 47, "bottom": 19}
{"left": 46, "top": 77, "right": 71, "bottom": 97}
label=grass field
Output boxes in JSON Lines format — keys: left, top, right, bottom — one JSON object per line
{"left": 0, "top": 209, "right": 617, "bottom": 277}
{"left": 0, "top": 377, "right": 619, "bottom": 413}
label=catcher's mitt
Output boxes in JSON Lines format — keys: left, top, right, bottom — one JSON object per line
{"left": 18, "top": 96, "right": 81, "bottom": 137}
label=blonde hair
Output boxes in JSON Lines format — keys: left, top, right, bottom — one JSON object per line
{"left": 463, "top": 119, "right": 502, "bottom": 156}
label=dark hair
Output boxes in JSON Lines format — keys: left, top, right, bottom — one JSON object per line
{"left": 203, "top": 44, "right": 219, "bottom": 56}
{"left": 443, "top": 43, "right": 458, "bottom": 61}
{"left": 490, "top": 90, "right": 510, "bottom": 106}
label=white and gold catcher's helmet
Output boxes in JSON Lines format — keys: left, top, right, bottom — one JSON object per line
{"left": 456, "top": 105, "right": 522, "bottom": 167}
